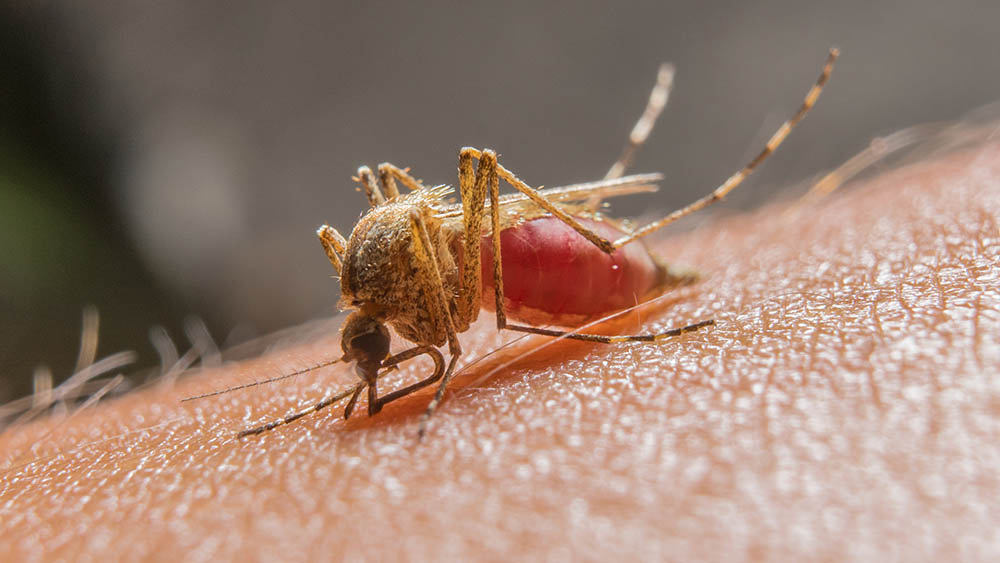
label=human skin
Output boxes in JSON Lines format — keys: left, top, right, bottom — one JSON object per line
{"left": 2, "top": 137, "right": 999, "bottom": 560}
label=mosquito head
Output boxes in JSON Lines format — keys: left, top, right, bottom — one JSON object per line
{"left": 341, "top": 312, "right": 390, "bottom": 381}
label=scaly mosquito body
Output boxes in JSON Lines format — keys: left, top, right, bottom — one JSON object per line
{"left": 235, "top": 48, "right": 839, "bottom": 438}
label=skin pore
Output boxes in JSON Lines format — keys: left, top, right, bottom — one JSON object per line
{"left": 2, "top": 136, "right": 999, "bottom": 560}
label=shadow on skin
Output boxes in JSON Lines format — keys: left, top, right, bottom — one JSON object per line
{"left": 2, "top": 135, "right": 999, "bottom": 560}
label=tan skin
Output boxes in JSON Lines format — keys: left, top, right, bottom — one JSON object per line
{"left": 2, "top": 137, "right": 1000, "bottom": 560}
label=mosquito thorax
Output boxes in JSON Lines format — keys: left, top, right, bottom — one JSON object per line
{"left": 341, "top": 312, "right": 391, "bottom": 380}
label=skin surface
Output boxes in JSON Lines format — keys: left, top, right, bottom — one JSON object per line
{"left": 2, "top": 138, "right": 999, "bottom": 560}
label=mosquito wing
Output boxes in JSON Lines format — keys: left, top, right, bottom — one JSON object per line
{"left": 435, "top": 173, "right": 663, "bottom": 222}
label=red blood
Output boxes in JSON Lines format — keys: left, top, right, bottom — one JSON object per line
{"left": 480, "top": 217, "right": 664, "bottom": 326}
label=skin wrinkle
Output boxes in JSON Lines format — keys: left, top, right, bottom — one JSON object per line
{"left": 2, "top": 140, "right": 1000, "bottom": 559}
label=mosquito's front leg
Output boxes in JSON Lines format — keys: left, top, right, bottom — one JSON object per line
{"left": 407, "top": 208, "right": 464, "bottom": 437}
{"left": 351, "top": 345, "right": 446, "bottom": 417}
{"left": 237, "top": 381, "right": 364, "bottom": 438}
{"left": 366, "top": 345, "right": 445, "bottom": 415}
{"left": 407, "top": 209, "right": 461, "bottom": 361}
{"left": 316, "top": 225, "right": 348, "bottom": 275}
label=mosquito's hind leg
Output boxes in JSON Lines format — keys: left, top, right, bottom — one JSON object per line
{"left": 584, "top": 62, "right": 675, "bottom": 212}
{"left": 610, "top": 48, "right": 839, "bottom": 249}
{"left": 317, "top": 225, "right": 348, "bottom": 275}
{"left": 604, "top": 62, "right": 675, "bottom": 182}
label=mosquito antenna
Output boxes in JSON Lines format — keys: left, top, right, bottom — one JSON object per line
{"left": 181, "top": 357, "right": 345, "bottom": 402}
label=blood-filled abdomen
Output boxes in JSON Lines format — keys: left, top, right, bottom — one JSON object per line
{"left": 480, "top": 217, "right": 665, "bottom": 326}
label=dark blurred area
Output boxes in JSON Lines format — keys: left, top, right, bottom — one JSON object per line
{"left": 2, "top": 1, "right": 998, "bottom": 402}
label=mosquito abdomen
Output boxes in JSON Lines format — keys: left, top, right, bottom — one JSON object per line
{"left": 480, "top": 217, "right": 665, "bottom": 326}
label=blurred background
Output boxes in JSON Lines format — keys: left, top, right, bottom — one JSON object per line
{"left": 2, "top": 0, "right": 999, "bottom": 402}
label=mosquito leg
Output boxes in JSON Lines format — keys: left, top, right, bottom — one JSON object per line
{"left": 587, "top": 62, "right": 675, "bottom": 211}
{"left": 604, "top": 62, "right": 675, "bottom": 181}
{"left": 407, "top": 208, "right": 464, "bottom": 437}
{"left": 462, "top": 147, "right": 618, "bottom": 254}
{"left": 461, "top": 148, "right": 625, "bottom": 335}
{"left": 455, "top": 148, "right": 498, "bottom": 327}
{"left": 343, "top": 385, "right": 363, "bottom": 420}
{"left": 418, "top": 352, "right": 462, "bottom": 439}
{"left": 355, "top": 165, "right": 386, "bottom": 207}
{"left": 611, "top": 48, "right": 839, "bottom": 249}
{"left": 316, "top": 225, "right": 348, "bottom": 275}
{"left": 370, "top": 346, "right": 445, "bottom": 411}
{"left": 237, "top": 347, "right": 440, "bottom": 435}
{"left": 237, "top": 382, "right": 364, "bottom": 438}
{"left": 378, "top": 162, "right": 428, "bottom": 193}
{"left": 408, "top": 209, "right": 462, "bottom": 360}
{"left": 375, "top": 165, "right": 400, "bottom": 199}
{"left": 235, "top": 347, "right": 444, "bottom": 436}
{"left": 473, "top": 150, "right": 509, "bottom": 331}
{"left": 366, "top": 374, "right": 380, "bottom": 416}
{"left": 504, "top": 318, "right": 714, "bottom": 343}
{"left": 484, "top": 152, "right": 505, "bottom": 330}
{"left": 345, "top": 344, "right": 444, "bottom": 418}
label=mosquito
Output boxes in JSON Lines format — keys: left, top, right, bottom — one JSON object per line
{"left": 229, "top": 48, "right": 839, "bottom": 438}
